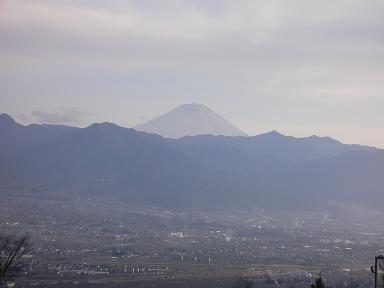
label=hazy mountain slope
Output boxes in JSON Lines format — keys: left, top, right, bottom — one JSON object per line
{"left": 0, "top": 114, "right": 76, "bottom": 160}
{"left": 135, "top": 103, "right": 247, "bottom": 138}
{"left": 1, "top": 115, "right": 383, "bottom": 210}
{"left": 0, "top": 122, "right": 276, "bottom": 208}
{"left": 280, "top": 150, "right": 384, "bottom": 209}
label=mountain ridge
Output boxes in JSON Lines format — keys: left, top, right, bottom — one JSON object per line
{"left": 1, "top": 113, "right": 383, "bottom": 210}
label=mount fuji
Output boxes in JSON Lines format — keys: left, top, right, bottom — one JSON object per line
{"left": 134, "top": 103, "right": 247, "bottom": 138}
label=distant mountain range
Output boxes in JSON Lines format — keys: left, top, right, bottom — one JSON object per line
{"left": 0, "top": 109, "right": 383, "bottom": 210}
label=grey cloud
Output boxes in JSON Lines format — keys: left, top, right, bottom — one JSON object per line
{"left": 1, "top": 0, "right": 384, "bottom": 80}
{"left": 31, "top": 107, "right": 86, "bottom": 125}
{"left": 17, "top": 113, "right": 31, "bottom": 123}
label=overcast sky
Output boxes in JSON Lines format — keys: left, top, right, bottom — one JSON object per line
{"left": 1, "top": 0, "right": 383, "bottom": 147}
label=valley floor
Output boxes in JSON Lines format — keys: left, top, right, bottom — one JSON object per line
{"left": 1, "top": 191, "right": 381, "bottom": 287}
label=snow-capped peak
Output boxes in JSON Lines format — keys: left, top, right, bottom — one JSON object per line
{"left": 134, "top": 103, "right": 247, "bottom": 138}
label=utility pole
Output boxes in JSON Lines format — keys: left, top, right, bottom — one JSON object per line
{"left": 371, "top": 255, "right": 384, "bottom": 288}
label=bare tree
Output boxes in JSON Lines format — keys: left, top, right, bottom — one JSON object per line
{"left": 311, "top": 274, "right": 326, "bottom": 288}
{"left": 0, "top": 234, "right": 29, "bottom": 287}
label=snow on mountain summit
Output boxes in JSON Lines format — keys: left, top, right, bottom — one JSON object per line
{"left": 134, "top": 103, "right": 247, "bottom": 138}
